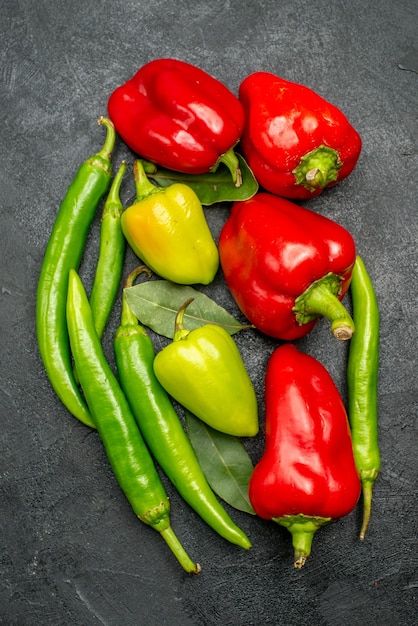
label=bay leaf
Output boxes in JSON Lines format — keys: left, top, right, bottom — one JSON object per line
{"left": 142, "top": 154, "right": 258, "bottom": 205}
{"left": 124, "top": 280, "right": 253, "bottom": 338}
{"left": 185, "top": 411, "right": 256, "bottom": 515}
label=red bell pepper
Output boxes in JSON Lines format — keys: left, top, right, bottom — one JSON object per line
{"left": 238, "top": 71, "right": 362, "bottom": 199}
{"left": 218, "top": 192, "right": 356, "bottom": 341}
{"left": 249, "top": 344, "right": 361, "bottom": 568}
{"left": 108, "top": 58, "right": 245, "bottom": 186}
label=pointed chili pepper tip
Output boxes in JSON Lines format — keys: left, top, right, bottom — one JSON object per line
{"left": 359, "top": 473, "right": 378, "bottom": 541}
{"left": 359, "top": 482, "right": 373, "bottom": 541}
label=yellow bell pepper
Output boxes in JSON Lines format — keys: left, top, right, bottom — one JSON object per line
{"left": 121, "top": 160, "right": 219, "bottom": 285}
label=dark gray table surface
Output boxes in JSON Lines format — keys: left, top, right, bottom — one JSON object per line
{"left": 1, "top": 1, "right": 417, "bottom": 624}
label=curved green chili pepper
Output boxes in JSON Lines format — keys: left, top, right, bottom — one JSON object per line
{"left": 89, "top": 160, "right": 126, "bottom": 338}
{"left": 347, "top": 255, "right": 381, "bottom": 540}
{"left": 66, "top": 269, "right": 200, "bottom": 574}
{"left": 114, "top": 267, "right": 252, "bottom": 550}
{"left": 36, "top": 117, "right": 115, "bottom": 429}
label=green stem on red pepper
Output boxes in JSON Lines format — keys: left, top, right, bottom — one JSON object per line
{"left": 273, "top": 514, "right": 331, "bottom": 569}
{"left": 293, "top": 145, "right": 342, "bottom": 192}
{"left": 293, "top": 272, "right": 355, "bottom": 340}
{"left": 211, "top": 146, "right": 243, "bottom": 187}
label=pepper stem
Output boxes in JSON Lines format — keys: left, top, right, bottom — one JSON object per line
{"left": 212, "top": 148, "right": 243, "bottom": 187}
{"left": 273, "top": 514, "right": 331, "bottom": 569}
{"left": 133, "top": 159, "right": 163, "bottom": 201}
{"left": 160, "top": 525, "right": 202, "bottom": 574}
{"left": 293, "top": 272, "right": 355, "bottom": 340}
{"left": 120, "top": 265, "right": 153, "bottom": 328}
{"left": 139, "top": 500, "right": 201, "bottom": 574}
{"left": 293, "top": 145, "right": 342, "bottom": 192}
{"left": 173, "top": 298, "right": 194, "bottom": 341}
{"left": 97, "top": 116, "right": 116, "bottom": 160}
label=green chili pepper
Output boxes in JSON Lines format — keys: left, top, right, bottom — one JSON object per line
{"left": 89, "top": 160, "right": 126, "bottom": 339}
{"left": 114, "top": 267, "right": 252, "bottom": 550}
{"left": 36, "top": 117, "right": 115, "bottom": 429}
{"left": 347, "top": 255, "right": 381, "bottom": 540}
{"left": 66, "top": 269, "right": 201, "bottom": 574}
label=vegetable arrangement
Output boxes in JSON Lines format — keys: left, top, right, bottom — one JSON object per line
{"left": 36, "top": 58, "right": 380, "bottom": 573}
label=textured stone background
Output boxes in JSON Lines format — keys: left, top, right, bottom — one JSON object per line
{"left": 1, "top": 0, "right": 417, "bottom": 624}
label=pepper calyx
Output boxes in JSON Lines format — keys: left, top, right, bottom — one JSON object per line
{"left": 138, "top": 498, "right": 170, "bottom": 531}
{"left": 273, "top": 513, "right": 332, "bottom": 568}
{"left": 293, "top": 145, "right": 342, "bottom": 192}
{"left": 293, "top": 272, "right": 355, "bottom": 340}
{"left": 133, "top": 159, "right": 165, "bottom": 201}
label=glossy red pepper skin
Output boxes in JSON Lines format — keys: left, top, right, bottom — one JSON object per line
{"left": 108, "top": 58, "right": 244, "bottom": 183}
{"left": 218, "top": 193, "right": 356, "bottom": 341}
{"left": 238, "top": 71, "right": 362, "bottom": 199}
{"left": 249, "top": 344, "right": 361, "bottom": 567}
